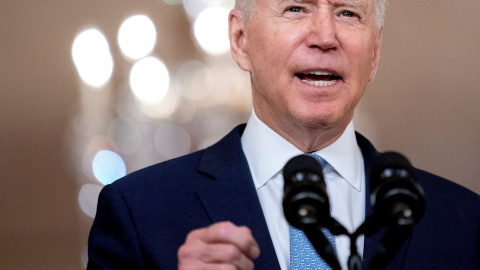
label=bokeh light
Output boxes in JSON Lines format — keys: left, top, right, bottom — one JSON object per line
{"left": 107, "top": 118, "right": 143, "bottom": 155}
{"left": 198, "top": 134, "right": 224, "bottom": 150}
{"left": 194, "top": 7, "right": 230, "bottom": 55}
{"left": 203, "top": 65, "right": 234, "bottom": 105}
{"left": 183, "top": 0, "right": 209, "bottom": 20}
{"left": 78, "top": 184, "right": 103, "bottom": 218}
{"left": 72, "top": 28, "right": 114, "bottom": 88}
{"left": 138, "top": 90, "right": 179, "bottom": 119}
{"left": 154, "top": 122, "right": 191, "bottom": 160}
{"left": 81, "top": 247, "right": 88, "bottom": 269}
{"left": 176, "top": 60, "right": 213, "bottom": 100}
{"left": 129, "top": 56, "right": 170, "bottom": 104}
{"left": 163, "top": 0, "right": 183, "bottom": 4}
{"left": 118, "top": 15, "right": 157, "bottom": 61}
{"left": 170, "top": 99, "right": 197, "bottom": 124}
{"left": 92, "top": 150, "right": 127, "bottom": 185}
{"left": 82, "top": 135, "right": 112, "bottom": 181}
{"left": 183, "top": 0, "right": 234, "bottom": 20}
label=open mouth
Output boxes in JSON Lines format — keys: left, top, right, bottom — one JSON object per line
{"left": 295, "top": 71, "right": 341, "bottom": 87}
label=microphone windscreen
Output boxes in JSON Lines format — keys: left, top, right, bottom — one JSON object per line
{"left": 370, "top": 151, "right": 415, "bottom": 191}
{"left": 370, "top": 151, "right": 425, "bottom": 226}
{"left": 282, "top": 154, "right": 330, "bottom": 227}
{"left": 283, "top": 154, "right": 323, "bottom": 182}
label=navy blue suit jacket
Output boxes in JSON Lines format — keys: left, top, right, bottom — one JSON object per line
{"left": 88, "top": 124, "right": 480, "bottom": 269}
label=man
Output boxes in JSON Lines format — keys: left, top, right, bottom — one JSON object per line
{"left": 88, "top": 0, "right": 480, "bottom": 269}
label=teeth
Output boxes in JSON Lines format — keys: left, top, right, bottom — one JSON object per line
{"left": 302, "top": 79, "right": 336, "bottom": 87}
{"left": 298, "top": 71, "right": 337, "bottom": 86}
{"left": 308, "top": 71, "right": 332, "bottom": 75}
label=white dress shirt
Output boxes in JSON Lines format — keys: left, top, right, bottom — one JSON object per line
{"left": 241, "top": 111, "right": 365, "bottom": 270}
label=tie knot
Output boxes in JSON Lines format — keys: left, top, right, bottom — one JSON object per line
{"left": 310, "top": 153, "right": 328, "bottom": 170}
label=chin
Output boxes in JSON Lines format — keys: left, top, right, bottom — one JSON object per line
{"left": 293, "top": 112, "right": 338, "bottom": 130}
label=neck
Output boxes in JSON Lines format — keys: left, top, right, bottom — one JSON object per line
{"left": 254, "top": 109, "right": 349, "bottom": 153}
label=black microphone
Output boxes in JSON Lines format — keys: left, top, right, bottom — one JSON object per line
{"left": 282, "top": 155, "right": 341, "bottom": 270}
{"left": 368, "top": 152, "right": 425, "bottom": 269}
{"left": 283, "top": 154, "right": 330, "bottom": 228}
{"left": 370, "top": 151, "right": 425, "bottom": 227}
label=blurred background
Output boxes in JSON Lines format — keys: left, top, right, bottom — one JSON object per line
{"left": 1, "top": 0, "right": 479, "bottom": 269}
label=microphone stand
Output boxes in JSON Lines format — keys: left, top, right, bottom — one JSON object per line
{"left": 302, "top": 222, "right": 342, "bottom": 270}
{"left": 304, "top": 214, "right": 412, "bottom": 270}
{"left": 298, "top": 214, "right": 367, "bottom": 270}
{"left": 367, "top": 224, "right": 413, "bottom": 270}
{"left": 367, "top": 201, "right": 416, "bottom": 270}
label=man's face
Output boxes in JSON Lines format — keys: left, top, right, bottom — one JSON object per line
{"left": 231, "top": 0, "right": 382, "bottom": 132}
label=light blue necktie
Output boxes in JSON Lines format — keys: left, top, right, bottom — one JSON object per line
{"left": 289, "top": 154, "right": 336, "bottom": 270}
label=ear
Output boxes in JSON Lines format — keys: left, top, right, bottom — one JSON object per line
{"left": 229, "top": 9, "right": 252, "bottom": 72}
{"left": 369, "top": 27, "right": 383, "bottom": 82}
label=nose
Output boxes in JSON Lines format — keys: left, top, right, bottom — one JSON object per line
{"left": 305, "top": 10, "right": 339, "bottom": 51}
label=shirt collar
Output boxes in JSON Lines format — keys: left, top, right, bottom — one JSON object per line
{"left": 312, "top": 122, "right": 363, "bottom": 191}
{"left": 241, "top": 110, "right": 363, "bottom": 191}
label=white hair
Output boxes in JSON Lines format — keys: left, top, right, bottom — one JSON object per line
{"left": 235, "top": 0, "right": 387, "bottom": 29}
{"left": 234, "top": 0, "right": 256, "bottom": 20}
{"left": 374, "top": 0, "right": 387, "bottom": 28}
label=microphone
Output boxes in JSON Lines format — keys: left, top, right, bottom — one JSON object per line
{"left": 368, "top": 151, "right": 425, "bottom": 269}
{"left": 282, "top": 154, "right": 330, "bottom": 228}
{"left": 370, "top": 151, "right": 425, "bottom": 227}
{"left": 283, "top": 155, "right": 341, "bottom": 270}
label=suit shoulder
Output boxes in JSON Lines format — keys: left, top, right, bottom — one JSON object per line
{"left": 415, "top": 168, "right": 480, "bottom": 221}
{"left": 416, "top": 168, "right": 479, "bottom": 202}
{"left": 100, "top": 124, "right": 247, "bottom": 200}
{"left": 107, "top": 150, "right": 209, "bottom": 194}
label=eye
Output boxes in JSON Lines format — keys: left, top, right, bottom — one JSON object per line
{"left": 288, "top": 6, "right": 302, "bottom": 13}
{"left": 340, "top": 11, "right": 355, "bottom": 17}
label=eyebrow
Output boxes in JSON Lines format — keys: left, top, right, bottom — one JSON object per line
{"left": 334, "top": 0, "right": 368, "bottom": 13}
{"left": 279, "top": 0, "right": 368, "bottom": 12}
{"left": 279, "top": 0, "right": 317, "bottom": 5}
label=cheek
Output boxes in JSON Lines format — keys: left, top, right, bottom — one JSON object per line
{"left": 339, "top": 31, "right": 377, "bottom": 67}
{"left": 266, "top": 36, "right": 291, "bottom": 66}
{"left": 346, "top": 43, "right": 377, "bottom": 82}
{"left": 266, "top": 24, "right": 305, "bottom": 64}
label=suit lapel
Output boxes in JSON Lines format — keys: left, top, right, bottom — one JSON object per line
{"left": 196, "top": 125, "right": 281, "bottom": 269}
{"left": 356, "top": 132, "right": 378, "bottom": 268}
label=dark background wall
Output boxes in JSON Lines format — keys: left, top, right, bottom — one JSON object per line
{"left": 1, "top": 0, "right": 478, "bottom": 269}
